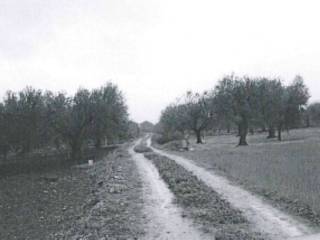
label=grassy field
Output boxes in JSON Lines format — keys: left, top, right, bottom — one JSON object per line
{"left": 168, "top": 128, "right": 320, "bottom": 216}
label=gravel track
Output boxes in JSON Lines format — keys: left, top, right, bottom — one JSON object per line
{"left": 144, "top": 152, "right": 265, "bottom": 240}
{"left": 130, "top": 140, "right": 211, "bottom": 240}
{"left": 148, "top": 138, "right": 314, "bottom": 240}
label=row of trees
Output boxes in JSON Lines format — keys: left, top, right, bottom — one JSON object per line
{"left": 159, "top": 75, "right": 310, "bottom": 146}
{"left": 0, "top": 83, "right": 130, "bottom": 161}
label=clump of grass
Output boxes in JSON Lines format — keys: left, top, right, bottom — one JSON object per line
{"left": 133, "top": 144, "right": 152, "bottom": 153}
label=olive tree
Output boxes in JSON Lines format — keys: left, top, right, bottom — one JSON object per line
{"left": 212, "top": 76, "right": 235, "bottom": 133}
{"left": 0, "top": 88, "right": 46, "bottom": 154}
{"left": 160, "top": 91, "right": 213, "bottom": 144}
{"left": 278, "top": 76, "right": 309, "bottom": 140}
{"left": 0, "top": 103, "right": 10, "bottom": 159}
{"left": 159, "top": 103, "right": 190, "bottom": 142}
{"left": 47, "top": 84, "right": 129, "bottom": 161}
{"left": 213, "top": 75, "right": 258, "bottom": 146}
{"left": 90, "top": 83, "right": 129, "bottom": 147}
{"left": 182, "top": 91, "right": 213, "bottom": 143}
{"left": 255, "top": 78, "right": 284, "bottom": 138}
{"left": 46, "top": 89, "right": 92, "bottom": 161}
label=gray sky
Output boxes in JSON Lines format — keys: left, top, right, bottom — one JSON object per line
{"left": 1, "top": 0, "right": 320, "bottom": 123}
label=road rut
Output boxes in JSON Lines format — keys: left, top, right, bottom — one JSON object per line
{"left": 148, "top": 138, "right": 314, "bottom": 240}
{"left": 129, "top": 140, "right": 212, "bottom": 240}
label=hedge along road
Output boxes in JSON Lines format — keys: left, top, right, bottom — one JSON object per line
{"left": 147, "top": 137, "right": 316, "bottom": 240}
{"left": 129, "top": 139, "right": 212, "bottom": 240}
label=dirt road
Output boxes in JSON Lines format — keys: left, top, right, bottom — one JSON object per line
{"left": 129, "top": 140, "right": 212, "bottom": 240}
{"left": 148, "top": 138, "right": 315, "bottom": 240}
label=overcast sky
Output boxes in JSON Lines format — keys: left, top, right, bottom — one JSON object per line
{"left": 1, "top": 0, "right": 320, "bottom": 123}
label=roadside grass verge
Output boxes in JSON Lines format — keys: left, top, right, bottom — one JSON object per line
{"left": 161, "top": 128, "right": 320, "bottom": 226}
{"left": 144, "top": 152, "right": 265, "bottom": 240}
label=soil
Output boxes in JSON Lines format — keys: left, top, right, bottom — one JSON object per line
{"left": 150, "top": 138, "right": 314, "bottom": 239}
{"left": 200, "top": 164, "right": 320, "bottom": 230}
{"left": 154, "top": 130, "right": 320, "bottom": 230}
{"left": 0, "top": 162, "right": 91, "bottom": 240}
{"left": 131, "top": 144, "right": 210, "bottom": 240}
{"left": 62, "top": 145, "right": 145, "bottom": 240}
{"left": 155, "top": 137, "right": 320, "bottom": 231}
{"left": 3, "top": 133, "right": 317, "bottom": 240}
{"left": 0, "top": 145, "right": 144, "bottom": 240}
{"left": 144, "top": 152, "right": 265, "bottom": 240}
{"left": 237, "top": 179, "right": 320, "bottom": 227}
{"left": 205, "top": 164, "right": 320, "bottom": 230}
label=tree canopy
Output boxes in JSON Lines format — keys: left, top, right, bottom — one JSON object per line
{"left": 0, "top": 83, "right": 130, "bottom": 161}
{"left": 159, "top": 75, "right": 310, "bottom": 146}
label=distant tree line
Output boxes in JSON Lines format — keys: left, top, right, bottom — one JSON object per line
{"left": 0, "top": 83, "right": 135, "bottom": 161}
{"left": 158, "top": 74, "right": 311, "bottom": 146}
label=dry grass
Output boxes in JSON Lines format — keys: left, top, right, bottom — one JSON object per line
{"left": 169, "top": 128, "right": 320, "bottom": 214}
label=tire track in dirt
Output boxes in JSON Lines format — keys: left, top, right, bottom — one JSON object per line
{"left": 148, "top": 138, "right": 315, "bottom": 240}
{"left": 129, "top": 140, "right": 212, "bottom": 240}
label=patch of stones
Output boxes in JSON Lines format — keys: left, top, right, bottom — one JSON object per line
{"left": 144, "top": 152, "right": 266, "bottom": 240}
{"left": 58, "top": 146, "right": 145, "bottom": 240}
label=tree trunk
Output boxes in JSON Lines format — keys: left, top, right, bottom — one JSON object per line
{"left": 195, "top": 130, "right": 203, "bottom": 144}
{"left": 0, "top": 144, "right": 10, "bottom": 160}
{"left": 267, "top": 127, "right": 276, "bottom": 138}
{"left": 22, "top": 138, "right": 32, "bottom": 154}
{"left": 306, "top": 115, "right": 310, "bottom": 128}
{"left": 227, "top": 124, "right": 231, "bottom": 133}
{"left": 70, "top": 139, "right": 83, "bottom": 162}
{"left": 95, "top": 138, "right": 102, "bottom": 149}
{"left": 277, "top": 126, "right": 282, "bottom": 141}
{"left": 238, "top": 120, "right": 248, "bottom": 146}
